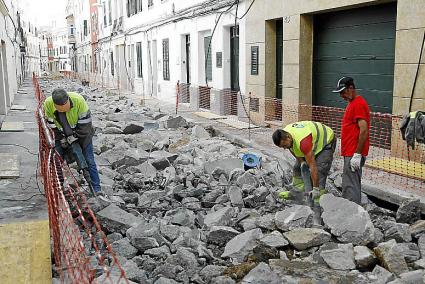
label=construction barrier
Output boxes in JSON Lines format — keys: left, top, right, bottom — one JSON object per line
{"left": 176, "top": 82, "right": 425, "bottom": 193}
{"left": 33, "top": 74, "right": 129, "bottom": 284}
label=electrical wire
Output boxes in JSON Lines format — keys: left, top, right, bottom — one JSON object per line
{"left": 237, "top": 0, "right": 256, "bottom": 20}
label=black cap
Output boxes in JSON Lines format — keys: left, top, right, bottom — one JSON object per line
{"left": 52, "top": 89, "right": 69, "bottom": 105}
{"left": 332, "top": 77, "right": 355, "bottom": 93}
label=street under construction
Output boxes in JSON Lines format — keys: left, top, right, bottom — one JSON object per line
{"left": 0, "top": 0, "right": 425, "bottom": 283}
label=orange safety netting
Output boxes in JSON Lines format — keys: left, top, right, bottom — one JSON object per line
{"left": 176, "top": 82, "right": 425, "bottom": 193}
{"left": 33, "top": 74, "right": 129, "bottom": 284}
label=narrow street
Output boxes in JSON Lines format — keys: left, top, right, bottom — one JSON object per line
{"left": 0, "top": 0, "right": 425, "bottom": 283}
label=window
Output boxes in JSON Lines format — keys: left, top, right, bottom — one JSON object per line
{"left": 110, "top": 51, "right": 114, "bottom": 75}
{"left": 148, "top": 0, "right": 153, "bottom": 8}
{"left": 137, "top": 0, "right": 142, "bottom": 12}
{"left": 103, "top": 2, "right": 107, "bottom": 27}
{"left": 83, "top": 20, "right": 88, "bottom": 36}
{"left": 136, "top": 42, "right": 142, "bottom": 78}
{"left": 108, "top": 0, "right": 112, "bottom": 25}
{"left": 204, "top": 36, "right": 212, "bottom": 81}
{"left": 251, "top": 46, "right": 259, "bottom": 75}
{"left": 162, "top": 39, "right": 169, "bottom": 80}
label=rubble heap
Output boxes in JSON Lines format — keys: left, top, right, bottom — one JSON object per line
{"left": 42, "top": 80, "right": 425, "bottom": 284}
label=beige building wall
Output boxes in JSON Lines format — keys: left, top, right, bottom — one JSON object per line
{"left": 245, "top": 0, "right": 425, "bottom": 122}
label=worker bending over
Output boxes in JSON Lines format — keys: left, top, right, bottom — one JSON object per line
{"left": 272, "top": 121, "right": 336, "bottom": 215}
{"left": 44, "top": 88, "right": 103, "bottom": 195}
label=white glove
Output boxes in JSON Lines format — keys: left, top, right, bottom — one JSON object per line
{"left": 66, "top": 135, "right": 78, "bottom": 145}
{"left": 350, "top": 153, "right": 362, "bottom": 172}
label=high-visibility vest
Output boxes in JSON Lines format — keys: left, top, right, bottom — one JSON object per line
{"left": 283, "top": 121, "right": 334, "bottom": 158}
{"left": 43, "top": 92, "right": 90, "bottom": 131}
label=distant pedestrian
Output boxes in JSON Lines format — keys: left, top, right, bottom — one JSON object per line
{"left": 332, "top": 77, "right": 370, "bottom": 204}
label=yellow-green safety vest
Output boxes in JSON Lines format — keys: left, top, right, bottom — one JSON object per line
{"left": 43, "top": 92, "right": 90, "bottom": 131}
{"left": 283, "top": 121, "right": 334, "bottom": 158}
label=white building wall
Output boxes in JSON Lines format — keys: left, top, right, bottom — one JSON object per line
{"left": 0, "top": 0, "right": 26, "bottom": 115}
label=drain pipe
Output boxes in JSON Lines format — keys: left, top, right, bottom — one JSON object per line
{"left": 38, "top": 108, "right": 55, "bottom": 149}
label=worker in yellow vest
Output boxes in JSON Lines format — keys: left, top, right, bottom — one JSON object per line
{"left": 272, "top": 121, "right": 336, "bottom": 208}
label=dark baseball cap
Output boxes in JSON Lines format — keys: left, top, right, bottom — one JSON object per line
{"left": 332, "top": 77, "right": 355, "bottom": 93}
{"left": 52, "top": 88, "right": 69, "bottom": 105}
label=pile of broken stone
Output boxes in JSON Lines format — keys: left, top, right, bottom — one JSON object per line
{"left": 42, "top": 80, "right": 425, "bottom": 284}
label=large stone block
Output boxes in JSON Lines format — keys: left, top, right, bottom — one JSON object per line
{"left": 97, "top": 204, "right": 141, "bottom": 234}
{"left": 320, "top": 194, "right": 375, "bottom": 245}
{"left": 221, "top": 228, "right": 263, "bottom": 263}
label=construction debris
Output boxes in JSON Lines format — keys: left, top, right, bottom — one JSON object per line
{"left": 41, "top": 79, "right": 425, "bottom": 283}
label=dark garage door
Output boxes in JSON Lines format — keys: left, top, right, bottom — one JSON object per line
{"left": 313, "top": 3, "right": 397, "bottom": 114}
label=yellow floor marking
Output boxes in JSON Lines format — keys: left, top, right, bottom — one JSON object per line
{"left": 193, "top": 111, "right": 226, "bottom": 120}
{"left": 366, "top": 157, "right": 425, "bottom": 181}
{"left": 0, "top": 220, "right": 52, "bottom": 284}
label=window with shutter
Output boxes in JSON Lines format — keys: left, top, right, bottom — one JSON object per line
{"left": 136, "top": 42, "right": 143, "bottom": 78}
{"left": 204, "top": 36, "right": 212, "bottom": 81}
{"left": 251, "top": 46, "right": 259, "bottom": 75}
{"left": 163, "top": 39, "right": 170, "bottom": 80}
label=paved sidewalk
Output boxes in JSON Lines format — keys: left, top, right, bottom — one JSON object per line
{"left": 0, "top": 79, "right": 51, "bottom": 283}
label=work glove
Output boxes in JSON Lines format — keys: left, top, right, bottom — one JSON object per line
{"left": 278, "top": 191, "right": 290, "bottom": 200}
{"left": 309, "top": 187, "right": 327, "bottom": 204}
{"left": 292, "top": 176, "right": 304, "bottom": 191}
{"left": 66, "top": 135, "right": 79, "bottom": 145}
{"left": 350, "top": 153, "right": 362, "bottom": 172}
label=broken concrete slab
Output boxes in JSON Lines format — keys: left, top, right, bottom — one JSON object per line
{"left": 191, "top": 125, "right": 210, "bottom": 139}
{"left": 97, "top": 204, "right": 141, "bottom": 234}
{"left": 123, "top": 123, "right": 144, "bottom": 134}
{"left": 0, "top": 154, "right": 20, "bottom": 178}
{"left": 320, "top": 194, "right": 375, "bottom": 245}
{"left": 229, "top": 186, "right": 244, "bottom": 208}
{"left": 374, "top": 239, "right": 409, "bottom": 276}
{"left": 274, "top": 205, "right": 314, "bottom": 232}
{"left": 396, "top": 199, "right": 421, "bottom": 224}
{"left": 0, "top": 121, "right": 24, "bottom": 132}
{"left": 165, "top": 116, "right": 187, "bottom": 129}
{"left": 103, "top": 126, "right": 123, "bottom": 134}
{"left": 371, "top": 265, "right": 394, "bottom": 284}
{"left": 204, "top": 158, "right": 243, "bottom": 176}
{"left": 221, "top": 228, "right": 263, "bottom": 263}
{"left": 320, "top": 243, "right": 356, "bottom": 271}
{"left": 241, "top": 262, "right": 281, "bottom": 284}
{"left": 283, "top": 228, "right": 331, "bottom": 250}
{"left": 207, "top": 226, "right": 240, "bottom": 246}
{"left": 260, "top": 231, "right": 289, "bottom": 248}
{"left": 354, "top": 245, "right": 377, "bottom": 269}
{"left": 204, "top": 207, "right": 234, "bottom": 227}
{"left": 111, "top": 238, "right": 138, "bottom": 259}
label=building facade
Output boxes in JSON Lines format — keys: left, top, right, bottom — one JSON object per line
{"left": 244, "top": 0, "right": 425, "bottom": 122}
{"left": 0, "top": 0, "right": 27, "bottom": 116}
{"left": 66, "top": 0, "right": 425, "bottom": 118}
{"left": 66, "top": 0, "right": 248, "bottom": 105}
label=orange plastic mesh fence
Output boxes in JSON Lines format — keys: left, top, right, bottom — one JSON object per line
{"left": 33, "top": 74, "right": 129, "bottom": 284}
{"left": 176, "top": 82, "right": 425, "bottom": 193}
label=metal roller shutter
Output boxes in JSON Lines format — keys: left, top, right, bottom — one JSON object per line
{"left": 313, "top": 3, "right": 397, "bottom": 113}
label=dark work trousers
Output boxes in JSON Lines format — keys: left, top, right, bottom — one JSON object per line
{"left": 293, "top": 138, "right": 337, "bottom": 189}
{"left": 342, "top": 156, "right": 366, "bottom": 204}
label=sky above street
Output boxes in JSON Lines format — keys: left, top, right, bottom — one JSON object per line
{"left": 21, "top": 0, "right": 68, "bottom": 28}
